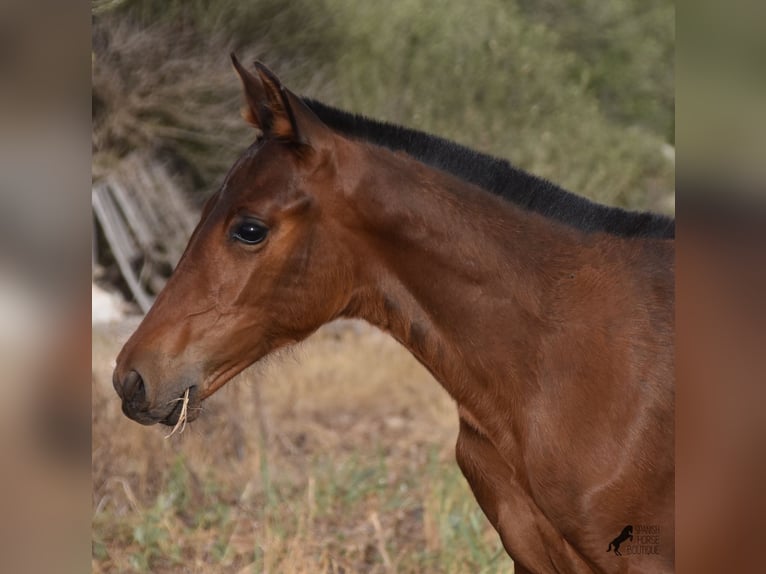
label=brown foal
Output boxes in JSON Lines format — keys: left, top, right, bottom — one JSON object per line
{"left": 113, "top": 56, "right": 674, "bottom": 573}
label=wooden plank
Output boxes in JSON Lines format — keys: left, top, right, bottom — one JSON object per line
{"left": 130, "top": 157, "right": 166, "bottom": 232}
{"left": 109, "top": 177, "right": 156, "bottom": 254}
{"left": 92, "top": 185, "right": 154, "bottom": 313}
{"left": 149, "top": 162, "right": 198, "bottom": 236}
{"left": 92, "top": 184, "right": 139, "bottom": 262}
{"left": 92, "top": 153, "right": 198, "bottom": 312}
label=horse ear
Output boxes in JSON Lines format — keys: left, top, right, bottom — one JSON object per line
{"left": 230, "top": 53, "right": 269, "bottom": 132}
{"left": 230, "top": 53, "right": 326, "bottom": 147}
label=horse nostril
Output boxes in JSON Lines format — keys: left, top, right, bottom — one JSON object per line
{"left": 121, "top": 370, "right": 146, "bottom": 404}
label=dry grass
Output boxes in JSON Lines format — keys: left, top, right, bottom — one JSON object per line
{"left": 92, "top": 319, "right": 514, "bottom": 573}
{"left": 164, "top": 387, "right": 190, "bottom": 439}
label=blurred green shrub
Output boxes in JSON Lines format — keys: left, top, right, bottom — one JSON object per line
{"left": 93, "top": 0, "right": 674, "bottom": 211}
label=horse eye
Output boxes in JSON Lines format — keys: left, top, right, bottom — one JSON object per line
{"left": 232, "top": 221, "right": 268, "bottom": 245}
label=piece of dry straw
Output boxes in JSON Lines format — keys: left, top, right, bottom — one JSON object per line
{"left": 165, "top": 387, "right": 190, "bottom": 439}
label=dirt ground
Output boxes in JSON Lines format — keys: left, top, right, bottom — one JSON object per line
{"left": 92, "top": 317, "right": 513, "bottom": 573}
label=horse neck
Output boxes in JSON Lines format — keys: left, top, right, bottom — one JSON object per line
{"left": 334, "top": 138, "right": 588, "bottom": 414}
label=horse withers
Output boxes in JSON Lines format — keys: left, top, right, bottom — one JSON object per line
{"left": 113, "top": 55, "right": 674, "bottom": 573}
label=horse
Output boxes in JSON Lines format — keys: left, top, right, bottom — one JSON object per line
{"left": 113, "top": 55, "right": 674, "bottom": 573}
{"left": 607, "top": 525, "right": 634, "bottom": 556}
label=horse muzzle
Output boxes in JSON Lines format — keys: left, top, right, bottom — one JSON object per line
{"left": 112, "top": 367, "right": 201, "bottom": 426}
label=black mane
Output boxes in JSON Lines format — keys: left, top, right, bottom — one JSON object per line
{"left": 304, "top": 99, "right": 674, "bottom": 239}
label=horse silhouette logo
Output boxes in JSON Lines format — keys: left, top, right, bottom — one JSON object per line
{"left": 607, "top": 525, "right": 633, "bottom": 556}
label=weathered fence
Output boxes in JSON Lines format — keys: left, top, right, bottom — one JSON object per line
{"left": 92, "top": 154, "right": 197, "bottom": 313}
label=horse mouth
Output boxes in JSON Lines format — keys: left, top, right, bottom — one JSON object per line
{"left": 159, "top": 385, "right": 201, "bottom": 427}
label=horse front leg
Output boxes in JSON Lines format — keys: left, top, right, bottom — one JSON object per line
{"left": 454, "top": 417, "right": 595, "bottom": 574}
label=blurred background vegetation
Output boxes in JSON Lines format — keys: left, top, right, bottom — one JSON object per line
{"left": 92, "top": 0, "right": 674, "bottom": 212}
